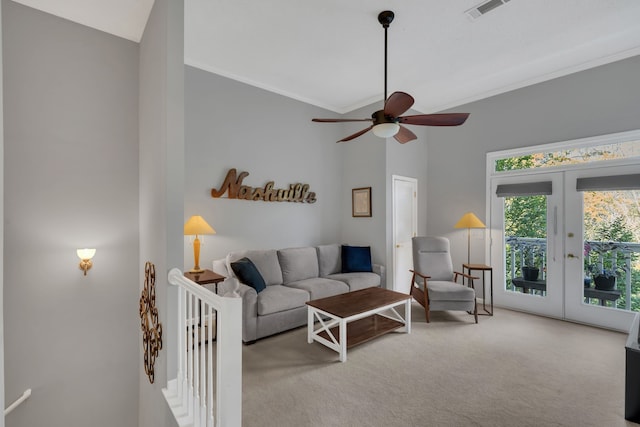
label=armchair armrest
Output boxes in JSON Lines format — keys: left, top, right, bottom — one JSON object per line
{"left": 408, "top": 270, "right": 431, "bottom": 309}
{"left": 453, "top": 271, "right": 479, "bottom": 288}
{"left": 455, "top": 271, "right": 479, "bottom": 280}
{"left": 410, "top": 269, "right": 431, "bottom": 280}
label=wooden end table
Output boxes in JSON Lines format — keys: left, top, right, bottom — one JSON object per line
{"left": 184, "top": 269, "right": 225, "bottom": 293}
{"left": 463, "top": 263, "right": 493, "bottom": 316}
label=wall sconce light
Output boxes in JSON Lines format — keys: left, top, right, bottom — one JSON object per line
{"left": 77, "top": 248, "right": 96, "bottom": 276}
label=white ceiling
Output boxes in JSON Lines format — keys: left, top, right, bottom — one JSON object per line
{"left": 14, "top": 0, "right": 640, "bottom": 114}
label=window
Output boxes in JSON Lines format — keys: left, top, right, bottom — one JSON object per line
{"left": 492, "top": 131, "right": 640, "bottom": 173}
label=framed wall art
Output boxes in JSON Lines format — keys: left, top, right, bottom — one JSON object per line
{"left": 352, "top": 187, "right": 372, "bottom": 217}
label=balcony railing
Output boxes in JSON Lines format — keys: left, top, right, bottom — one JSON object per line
{"left": 506, "top": 236, "right": 640, "bottom": 310}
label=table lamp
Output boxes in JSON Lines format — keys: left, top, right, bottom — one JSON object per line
{"left": 184, "top": 215, "right": 216, "bottom": 273}
{"left": 454, "top": 212, "right": 486, "bottom": 265}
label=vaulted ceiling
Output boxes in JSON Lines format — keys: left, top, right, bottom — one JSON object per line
{"left": 13, "top": 0, "right": 640, "bottom": 114}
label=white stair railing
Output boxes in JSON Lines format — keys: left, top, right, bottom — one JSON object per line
{"left": 4, "top": 389, "right": 31, "bottom": 416}
{"left": 163, "top": 268, "right": 242, "bottom": 427}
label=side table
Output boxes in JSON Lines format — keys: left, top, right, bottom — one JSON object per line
{"left": 463, "top": 263, "right": 493, "bottom": 316}
{"left": 184, "top": 269, "right": 225, "bottom": 294}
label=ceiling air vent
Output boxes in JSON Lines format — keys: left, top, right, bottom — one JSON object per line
{"left": 465, "top": 0, "right": 511, "bottom": 20}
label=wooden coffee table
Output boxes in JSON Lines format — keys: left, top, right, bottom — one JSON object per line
{"left": 306, "top": 287, "right": 411, "bottom": 362}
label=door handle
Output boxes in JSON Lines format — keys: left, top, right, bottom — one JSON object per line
{"left": 396, "top": 244, "right": 401, "bottom": 248}
{"left": 567, "top": 253, "right": 580, "bottom": 259}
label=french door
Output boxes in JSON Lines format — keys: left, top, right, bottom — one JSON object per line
{"left": 564, "top": 165, "right": 639, "bottom": 331}
{"left": 491, "top": 165, "right": 639, "bottom": 332}
{"left": 490, "top": 172, "right": 564, "bottom": 319}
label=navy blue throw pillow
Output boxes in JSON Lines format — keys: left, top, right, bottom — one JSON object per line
{"left": 341, "top": 245, "right": 373, "bottom": 273}
{"left": 231, "top": 257, "right": 266, "bottom": 293}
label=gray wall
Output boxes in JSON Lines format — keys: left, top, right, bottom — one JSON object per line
{"left": 184, "top": 70, "right": 430, "bottom": 289}
{"left": 336, "top": 104, "right": 388, "bottom": 271}
{"left": 426, "top": 54, "right": 640, "bottom": 270}
{"left": 138, "top": 0, "right": 183, "bottom": 426}
{"left": 184, "top": 67, "right": 344, "bottom": 266}
{"left": 331, "top": 103, "right": 430, "bottom": 288}
{"left": 183, "top": 67, "right": 426, "bottom": 283}
{"left": 2, "top": 1, "right": 139, "bottom": 426}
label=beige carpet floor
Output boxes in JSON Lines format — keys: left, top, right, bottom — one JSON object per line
{"left": 238, "top": 303, "right": 639, "bottom": 427}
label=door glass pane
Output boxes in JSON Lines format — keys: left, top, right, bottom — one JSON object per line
{"left": 583, "top": 190, "right": 640, "bottom": 311}
{"left": 503, "top": 194, "right": 548, "bottom": 296}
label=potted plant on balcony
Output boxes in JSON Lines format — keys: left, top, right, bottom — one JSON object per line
{"left": 521, "top": 245, "right": 541, "bottom": 281}
{"left": 522, "top": 265, "right": 540, "bottom": 281}
{"left": 591, "top": 266, "right": 625, "bottom": 291}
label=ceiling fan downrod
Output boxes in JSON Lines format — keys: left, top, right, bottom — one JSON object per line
{"left": 378, "top": 10, "right": 394, "bottom": 103}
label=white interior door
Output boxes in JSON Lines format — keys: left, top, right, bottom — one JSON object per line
{"left": 392, "top": 175, "right": 417, "bottom": 293}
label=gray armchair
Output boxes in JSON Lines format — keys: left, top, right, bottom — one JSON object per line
{"left": 410, "top": 236, "right": 478, "bottom": 323}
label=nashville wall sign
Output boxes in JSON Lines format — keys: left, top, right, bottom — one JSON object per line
{"left": 211, "top": 168, "right": 317, "bottom": 204}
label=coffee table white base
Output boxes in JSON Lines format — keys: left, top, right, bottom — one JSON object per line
{"left": 307, "top": 298, "right": 411, "bottom": 362}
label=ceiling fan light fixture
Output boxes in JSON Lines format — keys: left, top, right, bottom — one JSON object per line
{"left": 372, "top": 122, "right": 400, "bottom": 138}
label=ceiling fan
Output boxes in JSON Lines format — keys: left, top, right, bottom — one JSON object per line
{"left": 312, "top": 10, "right": 469, "bottom": 144}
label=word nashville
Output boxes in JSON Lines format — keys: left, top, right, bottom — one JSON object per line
{"left": 211, "top": 169, "right": 317, "bottom": 204}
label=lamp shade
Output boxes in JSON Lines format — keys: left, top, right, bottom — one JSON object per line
{"left": 76, "top": 248, "right": 96, "bottom": 260}
{"left": 372, "top": 122, "right": 400, "bottom": 138}
{"left": 184, "top": 215, "right": 216, "bottom": 236}
{"left": 454, "top": 212, "right": 486, "bottom": 229}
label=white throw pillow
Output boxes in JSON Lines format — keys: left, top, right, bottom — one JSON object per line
{"left": 212, "top": 258, "right": 228, "bottom": 276}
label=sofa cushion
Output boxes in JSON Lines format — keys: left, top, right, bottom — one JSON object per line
{"left": 285, "top": 277, "right": 349, "bottom": 300}
{"left": 231, "top": 257, "right": 266, "bottom": 293}
{"left": 278, "top": 247, "right": 319, "bottom": 284}
{"left": 341, "top": 245, "right": 373, "bottom": 273}
{"left": 227, "top": 249, "right": 283, "bottom": 286}
{"left": 316, "top": 244, "right": 341, "bottom": 277}
{"left": 326, "top": 272, "right": 380, "bottom": 291}
{"left": 257, "top": 285, "right": 310, "bottom": 316}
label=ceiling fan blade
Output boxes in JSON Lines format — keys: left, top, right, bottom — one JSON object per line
{"left": 312, "top": 118, "right": 373, "bottom": 123}
{"left": 338, "top": 126, "right": 373, "bottom": 143}
{"left": 394, "top": 125, "right": 417, "bottom": 144}
{"left": 398, "top": 113, "right": 470, "bottom": 127}
{"left": 384, "top": 92, "right": 415, "bottom": 117}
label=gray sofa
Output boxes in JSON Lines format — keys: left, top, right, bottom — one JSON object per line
{"left": 214, "top": 244, "right": 384, "bottom": 343}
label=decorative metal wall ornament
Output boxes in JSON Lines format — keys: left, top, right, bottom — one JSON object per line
{"left": 139, "top": 261, "right": 163, "bottom": 384}
{"left": 211, "top": 168, "right": 317, "bottom": 203}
